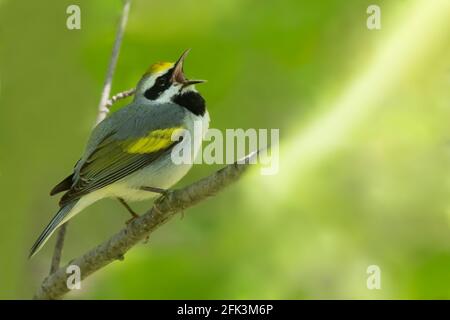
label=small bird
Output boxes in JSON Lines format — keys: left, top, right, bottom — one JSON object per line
{"left": 30, "top": 50, "right": 209, "bottom": 258}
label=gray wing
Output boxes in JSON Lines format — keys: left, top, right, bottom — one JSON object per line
{"left": 57, "top": 102, "right": 186, "bottom": 205}
{"left": 75, "top": 101, "right": 186, "bottom": 173}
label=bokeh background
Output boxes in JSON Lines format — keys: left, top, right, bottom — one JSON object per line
{"left": 0, "top": 0, "right": 449, "bottom": 299}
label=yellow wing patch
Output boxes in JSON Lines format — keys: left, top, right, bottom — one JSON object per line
{"left": 144, "top": 62, "right": 174, "bottom": 76}
{"left": 122, "top": 127, "right": 184, "bottom": 154}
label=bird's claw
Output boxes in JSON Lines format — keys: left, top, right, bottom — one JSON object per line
{"left": 125, "top": 214, "right": 139, "bottom": 225}
{"left": 153, "top": 190, "right": 174, "bottom": 214}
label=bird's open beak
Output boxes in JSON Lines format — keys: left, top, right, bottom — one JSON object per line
{"left": 172, "top": 49, "right": 206, "bottom": 87}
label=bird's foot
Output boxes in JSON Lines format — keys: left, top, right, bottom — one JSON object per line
{"left": 141, "top": 186, "right": 170, "bottom": 215}
{"left": 152, "top": 189, "right": 174, "bottom": 215}
{"left": 125, "top": 215, "right": 139, "bottom": 225}
{"left": 117, "top": 197, "right": 140, "bottom": 224}
{"left": 140, "top": 186, "right": 167, "bottom": 195}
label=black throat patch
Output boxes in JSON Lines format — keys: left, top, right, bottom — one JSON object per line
{"left": 172, "top": 91, "right": 206, "bottom": 116}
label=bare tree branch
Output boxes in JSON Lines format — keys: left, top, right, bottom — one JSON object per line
{"left": 49, "top": 0, "right": 132, "bottom": 275}
{"left": 34, "top": 152, "right": 259, "bottom": 300}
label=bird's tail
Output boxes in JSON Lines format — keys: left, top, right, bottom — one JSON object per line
{"left": 29, "top": 200, "right": 78, "bottom": 259}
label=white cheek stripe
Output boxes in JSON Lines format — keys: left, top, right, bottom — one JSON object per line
{"left": 154, "top": 85, "right": 183, "bottom": 103}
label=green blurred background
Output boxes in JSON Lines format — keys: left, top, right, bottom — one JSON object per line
{"left": 0, "top": 0, "right": 449, "bottom": 299}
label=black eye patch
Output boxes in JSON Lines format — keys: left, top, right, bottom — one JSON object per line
{"left": 144, "top": 68, "right": 174, "bottom": 100}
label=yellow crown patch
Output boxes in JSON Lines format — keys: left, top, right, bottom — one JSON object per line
{"left": 144, "top": 61, "right": 174, "bottom": 76}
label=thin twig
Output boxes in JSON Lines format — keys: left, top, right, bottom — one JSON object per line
{"left": 34, "top": 152, "right": 259, "bottom": 300}
{"left": 105, "top": 88, "right": 135, "bottom": 108}
{"left": 49, "top": 223, "right": 67, "bottom": 275}
{"left": 48, "top": 0, "right": 132, "bottom": 276}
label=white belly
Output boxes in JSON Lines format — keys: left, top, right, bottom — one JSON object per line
{"left": 111, "top": 154, "right": 194, "bottom": 201}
